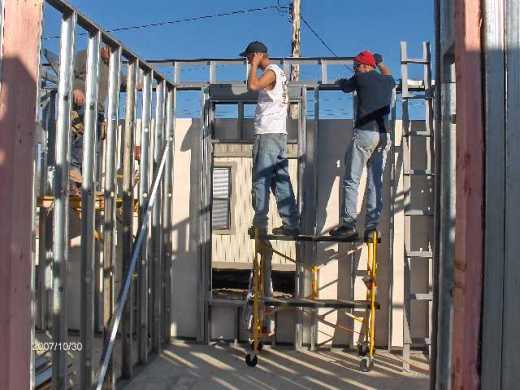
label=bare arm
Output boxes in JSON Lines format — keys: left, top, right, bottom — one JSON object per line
{"left": 247, "top": 53, "right": 276, "bottom": 92}
{"left": 335, "top": 76, "right": 357, "bottom": 93}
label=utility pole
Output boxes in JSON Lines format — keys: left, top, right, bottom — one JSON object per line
{"left": 290, "top": 0, "right": 301, "bottom": 118}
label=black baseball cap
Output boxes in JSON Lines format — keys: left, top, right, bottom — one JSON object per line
{"left": 239, "top": 41, "right": 268, "bottom": 57}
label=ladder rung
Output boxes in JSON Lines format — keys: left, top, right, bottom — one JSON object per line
{"left": 410, "top": 293, "right": 433, "bottom": 301}
{"left": 404, "top": 79, "right": 425, "bottom": 88}
{"left": 403, "top": 131, "right": 432, "bottom": 137}
{"left": 406, "top": 251, "right": 433, "bottom": 258}
{"left": 402, "top": 59, "right": 429, "bottom": 64}
{"left": 403, "top": 94, "right": 431, "bottom": 100}
{"left": 411, "top": 336, "right": 431, "bottom": 345}
{"left": 405, "top": 208, "right": 433, "bottom": 216}
{"left": 404, "top": 170, "right": 434, "bottom": 176}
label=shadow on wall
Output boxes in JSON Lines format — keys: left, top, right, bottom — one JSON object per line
{"left": 170, "top": 119, "right": 204, "bottom": 339}
{"left": 314, "top": 120, "right": 394, "bottom": 347}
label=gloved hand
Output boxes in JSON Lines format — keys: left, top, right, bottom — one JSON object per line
{"left": 374, "top": 53, "right": 383, "bottom": 65}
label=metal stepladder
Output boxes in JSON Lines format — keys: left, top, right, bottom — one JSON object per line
{"left": 400, "top": 41, "right": 435, "bottom": 371}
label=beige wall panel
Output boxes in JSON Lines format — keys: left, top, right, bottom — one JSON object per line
{"left": 169, "top": 118, "right": 431, "bottom": 347}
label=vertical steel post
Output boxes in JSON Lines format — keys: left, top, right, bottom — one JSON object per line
{"left": 209, "top": 61, "right": 216, "bottom": 84}
{"left": 434, "top": 58, "right": 456, "bottom": 390}
{"left": 198, "top": 88, "right": 211, "bottom": 343}
{"left": 52, "top": 10, "right": 76, "bottom": 390}
{"left": 152, "top": 80, "right": 166, "bottom": 353}
{"left": 103, "top": 45, "right": 121, "bottom": 388}
{"left": 79, "top": 30, "right": 101, "bottom": 390}
{"left": 309, "top": 86, "right": 319, "bottom": 352}
{"left": 294, "top": 87, "right": 308, "bottom": 351}
{"left": 138, "top": 70, "right": 152, "bottom": 363}
{"left": 162, "top": 86, "right": 175, "bottom": 343}
{"left": 38, "top": 90, "right": 56, "bottom": 332}
{"left": 121, "top": 58, "right": 138, "bottom": 378}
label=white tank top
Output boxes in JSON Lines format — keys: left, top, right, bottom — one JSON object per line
{"left": 254, "top": 64, "right": 288, "bottom": 135}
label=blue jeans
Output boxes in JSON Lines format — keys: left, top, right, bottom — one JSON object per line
{"left": 252, "top": 133, "right": 299, "bottom": 230}
{"left": 342, "top": 129, "right": 390, "bottom": 230}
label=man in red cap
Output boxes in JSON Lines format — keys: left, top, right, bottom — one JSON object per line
{"left": 330, "top": 51, "right": 395, "bottom": 241}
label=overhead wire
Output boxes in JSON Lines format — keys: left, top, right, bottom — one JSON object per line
{"left": 44, "top": 5, "right": 286, "bottom": 39}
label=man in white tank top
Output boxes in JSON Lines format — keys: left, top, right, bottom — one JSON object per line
{"left": 240, "top": 41, "right": 299, "bottom": 236}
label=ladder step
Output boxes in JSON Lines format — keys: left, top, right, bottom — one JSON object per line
{"left": 405, "top": 208, "right": 434, "bottom": 216}
{"left": 406, "top": 250, "right": 433, "bottom": 258}
{"left": 404, "top": 170, "right": 434, "bottom": 176}
{"left": 404, "top": 79, "right": 425, "bottom": 88}
{"left": 411, "top": 336, "right": 431, "bottom": 346}
{"left": 402, "top": 59, "right": 429, "bottom": 64}
{"left": 403, "top": 131, "right": 432, "bottom": 137}
{"left": 410, "top": 293, "right": 433, "bottom": 301}
{"left": 403, "top": 94, "right": 432, "bottom": 100}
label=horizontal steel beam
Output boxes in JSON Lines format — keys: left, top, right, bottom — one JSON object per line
{"left": 174, "top": 82, "right": 346, "bottom": 92}
{"left": 147, "top": 56, "right": 354, "bottom": 65}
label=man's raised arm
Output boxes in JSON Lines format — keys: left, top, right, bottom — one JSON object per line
{"left": 374, "top": 53, "right": 392, "bottom": 76}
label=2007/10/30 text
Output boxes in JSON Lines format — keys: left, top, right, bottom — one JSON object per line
{"left": 33, "top": 342, "right": 83, "bottom": 352}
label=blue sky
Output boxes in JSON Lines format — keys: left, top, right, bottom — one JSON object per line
{"left": 43, "top": 1, "right": 434, "bottom": 118}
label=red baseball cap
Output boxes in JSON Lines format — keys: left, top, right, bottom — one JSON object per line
{"left": 354, "top": 51, "right": 376, "bottom": 68}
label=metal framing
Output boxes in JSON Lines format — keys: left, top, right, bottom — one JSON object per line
{"left": 294, "top": 87, "right": 307, "bottom": 351}
{"left": 102, "top": 44, "right": 122, "bottom": 387}
{"left": 198, "top": 87, "right": 212, "bottom": 344}
{"left": 151, "top": 80, "right": 166, "bottom": 353}
{"left": 481, "top": 0, "right": 520, "bottom": 388}
{"left": 150, "top": 57, "right": 353, "bottom": 91}
{"left": 52, "top": 10, "right": 76, "bottom": 388}
{"left": 32, "top": 1, "right": 178, "bottom": 388}
{"left": 481, "top": 0, "right": 505, "bottom": 388}
{"left": 79, "top": 29, "right": 101, "bottom": 390}
{"left": 138, "top": 69, "right": 152, "bottom": 363}
{"left": 27, "top": 0, "right": 446, "bottom": 387}
{"left": 162, "top": 86, "right": 176, "bottom": 344}
{"left": 121, "top": 59, "right": 138, "bottom": 379}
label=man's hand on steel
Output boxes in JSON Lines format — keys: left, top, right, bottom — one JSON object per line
{"left": 73, "top": 88, "right": 85, "bottom": 106}
{"left": 374, "top": 53, "right": 384, "bottom": 65}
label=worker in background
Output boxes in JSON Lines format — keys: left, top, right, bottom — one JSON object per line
{"left": 330, "top": 51, "right": 395, "bottom": 241}
{"left": 241, "top": 41, "right": 300, "bottom": 236}
{"left": 69, "top": 46, "right": 111, "bottom": 194}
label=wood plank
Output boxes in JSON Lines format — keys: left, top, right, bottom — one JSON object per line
{"left": 452, "top": 0, "right": 485, "bottom": 388}
{"left": 0, "top": 2, "right": 44, "bottom": 389}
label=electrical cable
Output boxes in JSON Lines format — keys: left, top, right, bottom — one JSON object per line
{"left": 44, "top": 5, "right": 286, "bottom": 39}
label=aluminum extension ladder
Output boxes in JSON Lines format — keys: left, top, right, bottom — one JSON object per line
{"left": 400, "top": 41, "right": 435, "bottom": 371}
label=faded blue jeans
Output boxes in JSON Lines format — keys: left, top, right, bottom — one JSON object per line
{"left": 342, "top": 129, "right": 390, "bottom": 230}
{"left": 252, "top": 133, "right": 299, "bottom": 230}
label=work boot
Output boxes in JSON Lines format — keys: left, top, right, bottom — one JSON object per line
{"left": 364, "top": 228, "right": 381, "bottom": 243}
{"left": 249, "top": 225, "right": 267, "bottom": 238}
{"left": 329, "top": 225, "right": 358, "bottom": 240}
{"left": 272, "top": 224, "right": 300, "bottom": 236}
